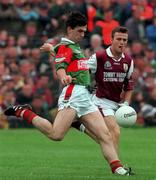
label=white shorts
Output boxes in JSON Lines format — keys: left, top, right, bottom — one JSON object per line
{"left": 92, "top": 95, "right": 118, "bottom": 116}
{"left": 58, "top": 85, "right": 98, "bottom": 117}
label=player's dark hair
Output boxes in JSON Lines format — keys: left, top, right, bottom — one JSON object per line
{"left": 65, "top": 11, "right": 87, "bottom": 29}
{"left": 111, "top": 26, "right": 128, "bottom": 38}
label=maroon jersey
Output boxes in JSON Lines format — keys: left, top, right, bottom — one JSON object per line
{"left": 88, "top": 47, "right": 134, "bottom": 102}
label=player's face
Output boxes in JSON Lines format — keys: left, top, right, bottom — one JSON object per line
{"left": 68, "top": 25, "right": 87, "bottom": 43}
{"left": 111, "top": 32, "right": 128, "bottom": 54}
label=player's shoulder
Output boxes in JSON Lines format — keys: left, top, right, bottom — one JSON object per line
{"left": 124, "top": 52, "right": 133, "bottom": 63}
{"left": 54, "top": 43, "right": 72, "bottom": 54}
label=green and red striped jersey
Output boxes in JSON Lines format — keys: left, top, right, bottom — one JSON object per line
{"left": 54, "top": 38, "right": 90, "bottom": 86}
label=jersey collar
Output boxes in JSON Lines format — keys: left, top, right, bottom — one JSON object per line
{"left": 106, "top": 46, "right": 125, "bottom": 61}
{"left": 61, "top": 37, "right": 75, "bottom": 44}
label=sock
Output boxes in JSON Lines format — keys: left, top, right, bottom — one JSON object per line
{"left": 71, "top": 121, "right": 86, "bottom": 132}
{"left": 15, "top": 109, "right": 24, "bottom": 117}
{"left": 79, "top": 124, "right": 85, "bottom": 132}
{"left": 16, "top": 109, "right": 37, "bottom": 124}
{"left": 110, "top": 160, "right": 123, "bottom": 173}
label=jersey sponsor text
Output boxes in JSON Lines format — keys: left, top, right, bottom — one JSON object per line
{"left": 103, "top": 72, "right": 126, "bottom": 82}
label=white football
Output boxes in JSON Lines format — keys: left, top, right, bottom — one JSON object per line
{"left": 115, "top": 105, "right": 137, "bottom": 128}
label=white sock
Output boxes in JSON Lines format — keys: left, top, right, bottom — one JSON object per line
{"left": 79, "top": 124, "right": 86, "bottom": 132}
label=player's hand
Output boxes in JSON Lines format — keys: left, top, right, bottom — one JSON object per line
{"left": 118, "top": 101, "right": 129, "bottom": 107}
{"left": 61, "top": 75, "right": 76, "bottom": 86}
{"left": 40, "top": 43, "right": 55, "bottom": 56}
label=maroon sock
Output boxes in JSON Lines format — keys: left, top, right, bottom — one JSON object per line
{"left": 110, "top": 160, "right": 123, "bottom": 173}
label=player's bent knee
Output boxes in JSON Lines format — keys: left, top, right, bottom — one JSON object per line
{"left": 48, "top": 132, "right": 64, "bottom": 141}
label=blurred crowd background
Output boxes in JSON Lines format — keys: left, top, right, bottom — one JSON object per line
{"left": 0, "top": 0, "right": 156, "bottom": 129}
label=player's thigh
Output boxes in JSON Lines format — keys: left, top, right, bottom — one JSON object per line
{"left": 104, "top": 116, "right": 120, "bottom": 134}
{"left": 81, "top": 111, "right": 109, "bottom": 137}
{"left": 53, "top": 107, "right": 77, "bottom": 136}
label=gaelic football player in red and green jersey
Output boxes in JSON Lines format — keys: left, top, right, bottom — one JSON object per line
{"left": 4, "top": 12, "right": 133, "bottom": 176}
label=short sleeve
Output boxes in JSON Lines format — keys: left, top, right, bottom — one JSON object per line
{"left": 87, "top": 53, "right": 97, "bottom": 73}
{"left": 54, "top": 45, "right": 73, "bottom": 71}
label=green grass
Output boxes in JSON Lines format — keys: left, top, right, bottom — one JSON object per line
{"left": 0, "top": 127, "right": 156, "bottom": 180}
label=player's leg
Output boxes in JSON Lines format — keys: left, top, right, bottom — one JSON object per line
{"left": 4, "top": 104, "right": 76, "bottom": 141}
{"left": 84, "top": 127, "right": 99, "bottom": 143}
{"left": 83, "top": 116, "right": 120, "bottom": 152}
{"left": 71, "top": 120, "right": 99, "bottom": 143}
{"left": 33, "top": 107, "right": 77, "bottom": 140}
{"left": 80, "top": 111, "right": 132, "bottom": 175}
{"left": 72, "top": 119, "right": 119, "bottom": 151}
{"left": 81, "top": 111, "right": 118, "bottom": 163}
{"left": 104, "top": 115, "right": 120, "bottom": 153}
{"left": 73, "top": 121, "right": 119, "bottom": 153}
{"left": 92, "top": 95, "right": 120, "bottom": 152}
{"left": 71, "top": 117, "right": 120, "bottom": 150}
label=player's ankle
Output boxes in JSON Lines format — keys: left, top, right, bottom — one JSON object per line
{"left": 110, "top": 160, "right": 122, "bottom": 173}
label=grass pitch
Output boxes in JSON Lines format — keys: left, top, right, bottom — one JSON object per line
{"left": 0, "top": 127, "right": 156, "bottom": 180}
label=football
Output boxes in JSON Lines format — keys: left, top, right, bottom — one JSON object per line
{"left": 115, "top": 105, "right": 137, "bottom": 128}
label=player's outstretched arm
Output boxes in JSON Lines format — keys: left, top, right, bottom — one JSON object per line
{"left": 40, "top": 43, "right": 55, "bottom": 56}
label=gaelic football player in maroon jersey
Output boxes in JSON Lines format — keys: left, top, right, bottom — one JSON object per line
{"left": 84, "top": 26, "right": 134, "bottom": 153}
{"left": 4, "top": 12, "right": 133, "bottom": 176}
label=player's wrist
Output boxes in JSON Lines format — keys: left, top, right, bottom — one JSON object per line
{"left": 50, "top": 45, "right": 54, "bottom": 52}
{"left": 61, "top": 75, "right": 72, "bottom": 85}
